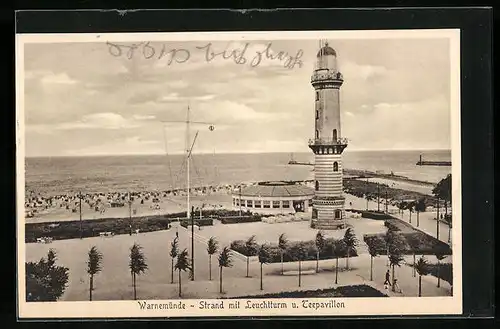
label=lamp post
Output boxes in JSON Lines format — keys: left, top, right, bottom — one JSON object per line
{"left": 365, "top": 177, "right": 369, "bottom": 211}
{"left": 239, "top": 186, "right": 242, "bottom": 217}
{"left": 79, "top": 191, "right": 82, "bottom": 239}
{"left": 191, "top": 205, "right": 195, "bottom": 281}
{"left": 128, "top": 192, "right": 132, "bottom": 236}
{"left": 385, "top": 188, "right": 388, "bottom": 213}
{"left": 436, "top": 196, "right": 440, "bottom": 240}
{"left": 377, "top": 183, "right": 380, "bottom": 212}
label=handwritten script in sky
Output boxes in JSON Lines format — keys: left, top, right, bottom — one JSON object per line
{"left": 106, "top": 41, "right": 304, "bottom": 69}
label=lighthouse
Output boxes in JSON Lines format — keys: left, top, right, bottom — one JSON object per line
{"left": 309, "top": 40, "right": 347, "bottom": 230}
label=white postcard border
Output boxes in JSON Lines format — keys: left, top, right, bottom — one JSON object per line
{"left": 16, "top": 29, "right": 462, "bottom": 318}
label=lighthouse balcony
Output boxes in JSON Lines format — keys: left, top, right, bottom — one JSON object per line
{"left": 308, "top": 137, "right": 348, "bottom": 146}
{"left": 311, "top": 70, "right": 344, "bottom": 84}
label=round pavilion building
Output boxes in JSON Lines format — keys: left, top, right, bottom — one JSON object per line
{"left": 232, "top": 181, "right": 314, "bottom": 215}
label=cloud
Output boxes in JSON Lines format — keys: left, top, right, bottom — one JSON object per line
{"left": 44, "top": 112, "right": 143, "bottom": 131}
{"left": 197, "top": 100, "right": 283, "bottom": 124}
{"left": 343, "top": 96, "right": 451, "bottom": 150}
{"left": 23, "top": 39, "right": 452, "bottom": 156}
{"left": 41, "top": 72, "right": 78, "bottom": 85}
{"left": 157, "top": 92, "right": 215, "bottom": 103}
{"left": 132, "top": 114, "right": 156, "bottom": 120}
{"left": 124, "top": 136, "right": 159, "bottom": 145}
{"left": 341, "top": 61, "right": 389, "bottom": 81}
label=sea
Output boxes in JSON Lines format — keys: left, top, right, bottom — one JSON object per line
{"left": 24, "top": 150, "right": 452, "bottom": 197}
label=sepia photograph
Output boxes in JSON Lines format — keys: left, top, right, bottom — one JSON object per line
{"left": 16, "top": 30, "right": 461, "bottom": 318}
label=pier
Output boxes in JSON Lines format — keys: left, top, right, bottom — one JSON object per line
{"left": 288, "top": 153, "right": 314, "bottom": 166}
{"left": 416, "top": 154, "right": 451, "bottom": 166}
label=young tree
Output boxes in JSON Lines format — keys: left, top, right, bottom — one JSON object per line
{"left": 175, "top": 249, "right": 192, "bottom": 298}
{"left": 387, "top": 230, "right": 407, "bottom": 292}
{"left": 398, "top": 201, "right": 407, "bottom": 218}
{"left": 218, "top": 246, "right": 233, "bottom": 294}
{"left": 169, "top": 237, "right": 179, "bottom": 284}
{"left": 407, "top": 202, "right": 415, "bottom": 224}
{"left": 257, "top": 244, "right": 272, "bottom": 291}
{"left": 26, "top": 249, "right": 69, "bottom": 302}
{"left": 207, "top": 237, "right": 219, "bottom": 281}
{"left": 315, "top": 231, "right": 325, "bottom": 273}
{"left": 129, "top": 243, "right": 148, "bottom": 300}
{"left": 414, "top": 198, "right": 427, "bottom": 227}
{"left": 343, "top": 228, "right": 358, "bottom": 270}
{"left": 435, "top": 252, "right": 447, "bottom": 288}
{"left": 415, "top": 256, "right": 430, "bottom": 297}
{"left": 444, "top": 214, "right": 452, "bottom": 244}
{"left": 86, "top": 246, "right": 103, "bottom": 301}
{"left": 278, "top": 233, "right": 288, "bottom": 275}
{"left": 244, "top": 235, "right": 259, "bottom": 278}
{"left": 433, "top": 174, "right": 452, "bottom": 217}
{"left": 293, "top": 242, "right": 308, "bottom": 287}
{"left": 331, "top": 240, "right": 347, "bottom": 284}
{"left": 364, "top": 236, "right": 384, "bottom": 281}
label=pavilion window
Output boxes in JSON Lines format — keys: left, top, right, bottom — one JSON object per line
{"left": 236, "top": 199, "right": 240, "bottom": 206}
{"left": 282, "top": 201, "right": 290, "bottom": 208}
{"left": 263, "top": 201, "right": 271, "bottom": 208}
{"left": 255, "top": 201, "right": 262, "bottom": 208}
{"left": 273, "top": 201, "right": 280, "bottom": 208}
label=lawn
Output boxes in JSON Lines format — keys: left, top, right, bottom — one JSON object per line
{"left": 363, "top": 218, "right": 452, "bottom": 256}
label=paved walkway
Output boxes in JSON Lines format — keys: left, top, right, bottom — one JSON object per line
{"left": 393, "top": 208, "right": 452, "bottom": 245}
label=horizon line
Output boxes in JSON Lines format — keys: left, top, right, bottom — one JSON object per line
{"left": 25, "top": 148, "right": 452, "bottom": 158}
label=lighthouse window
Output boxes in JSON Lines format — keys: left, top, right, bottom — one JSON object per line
{"left": 315, "top": 181, "right": 319, "bottom": 191}
{"left": 335, "top": 210, "right": 342, "bottom": 219}
{"left": 315, "top": 130, "right": 320, "bottom": 139}
{"left": 333, "top": 162, "right": 339, "bottom": 172}
{"left": 315, "top": 91, "right": 319, "bottom": 101}
{"left": 332, "top": 129, "right": 338, "bottom": 141}
{"left": 316, "top": 110, "right": 319, "bottom": 119}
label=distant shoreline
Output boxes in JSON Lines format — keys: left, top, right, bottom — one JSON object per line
{"left": 24, "top": 149, "right": 452, "bottom": 159}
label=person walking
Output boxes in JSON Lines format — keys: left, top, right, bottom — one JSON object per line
{"left": 384, "top": 269, "right": 391, "bottom": 289}
{"left": 393, "top": 279, "right": 402, "bottom": 293}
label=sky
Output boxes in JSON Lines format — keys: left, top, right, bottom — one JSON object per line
{"left": 23, "top": 38, "right": 452, "bottom": 157}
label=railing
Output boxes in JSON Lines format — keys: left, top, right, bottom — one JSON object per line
{"left": 308, "top": 137, "right": 349, "bottom": 145}
{"left": 311, "top": 70, "right": 343, "bottom": 83}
